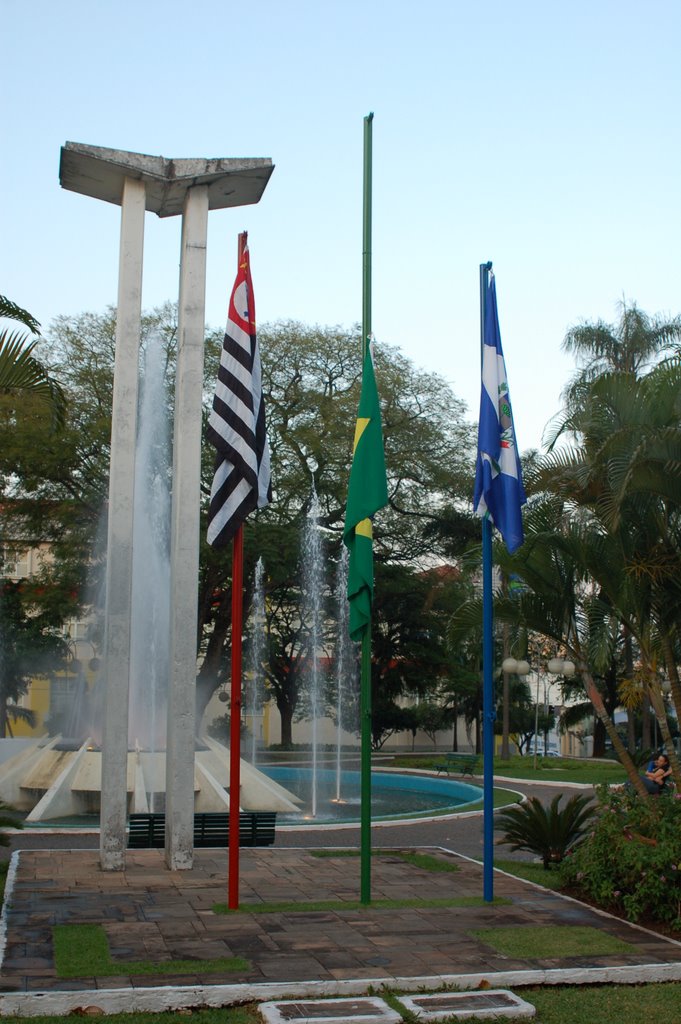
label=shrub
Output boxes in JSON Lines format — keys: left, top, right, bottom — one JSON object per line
{"left": 496, "top": 793, "right": 595, "bottom": 869}
{"left": 0, "top": 800, "right": 22, "bottom": 846}
{"left": 560, "top": 785, "right": 681, "bottom": 930}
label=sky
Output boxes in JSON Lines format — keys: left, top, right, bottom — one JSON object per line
{"left": 3, "top": 0, "right": 680, "bottom": 453}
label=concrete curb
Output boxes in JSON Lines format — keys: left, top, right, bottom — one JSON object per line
{"left": 2, "top": 962, "right": 681, "bottom": 1018}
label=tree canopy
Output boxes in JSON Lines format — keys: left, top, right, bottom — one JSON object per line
{"left": 0, "top": 309, "right": 475, "bottom": 744}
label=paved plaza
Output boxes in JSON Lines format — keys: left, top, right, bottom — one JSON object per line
{"left": 1, "top": 838, "right": 681, "bottom": 1016}
{"left": 1, "top": 779, "right": 680, "bottom": 1016}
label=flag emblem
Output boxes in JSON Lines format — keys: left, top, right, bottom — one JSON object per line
{"left": 473, "top": 273, "right": 526, "bottom": 553}
{"left": 343, "top": 341, "right": 389, "bottom": 640}
{"left": 206, "top": 244, "right": 272, "bottom": 547}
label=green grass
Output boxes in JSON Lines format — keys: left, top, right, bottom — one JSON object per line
{"left": 3, "top": 987, "right": 681, "bottom": 1024}
{"left": 470, "top": 924, "right": 635, "bottom": 958}
{"left": 494, "top": 857, "right": 565, "bottom": 889}
{"left": 527, "top": 983, "right": 681, "bottom": 1023}
{"left": 455, "top": 786, "right": 520, "bottom": 811}
{"left": 388, "top": 753, "right": 627, "bottom": 786}
{"left": 311, "top": 848, "right": 461, "bottom": 873}
{"left": 0, "top": 859, "right": 8, "bottom": 904}
{"left": 491, "top": 755, "right": 626, "bottom": 785}
{"left": 52, "top": 925, "right": 249, "bottom": 979}
{"left": 213, "top": 895, "right": 510, "bottom": 913}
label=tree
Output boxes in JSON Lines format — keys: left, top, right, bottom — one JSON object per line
{"left": 370, "top": 696, "right": 414, "bottom": 750}
{"left": 0, "top": 295, "right": 66, "bottom": 429}
{"left": 493, "top": 672, "right": 554, "bottom": 756}
{"left": 413, "top": 701, "right": 456, "bottom": 748}
{"left": 451, "top": 496, "right": 651, "bottom": 793}
{"left": 558, "top": 299, "right": 681, "bottom": 407}
{"left": 0, "top": 304, "right": 184, "bottom": 710}
{"left": 197, "top": 323, "right": 475, "bottom": 738}
{"left": 534, "top": 361, "right": 681, "bottom": 779}
{"left": 2, "top": 311, "right": 474, "bottom": 741}
{"left": 0, "top": 578, "right": 66, "bottom": 736}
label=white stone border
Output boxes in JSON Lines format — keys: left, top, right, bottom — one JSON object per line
{"left": 0, "top": 850, "right": 19, "bottom": 974}
{"left": 2, "top": 963, "right": 681, "bottom": 1018}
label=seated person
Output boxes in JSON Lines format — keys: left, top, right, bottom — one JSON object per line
{"left": 641, "top": 753, "right": 671, "bottom": 794}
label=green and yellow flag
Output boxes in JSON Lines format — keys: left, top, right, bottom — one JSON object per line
{"left": 343, "top": 342, "right": 388, "bottom": 641}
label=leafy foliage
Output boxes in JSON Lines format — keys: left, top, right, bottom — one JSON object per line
{"left": 199, "top": 322, "right": 474, "bottom": 740}
{"left": 0, "top": 295, "right": 65, "bottom": 429}
{"left": 1, "top": 309, "right": 474, "bottom": 740}
{"left": 560, "top": 785, "right": 681, "bottom": 930}
{"left": 496, "top": 792, "right": 595, "bottom": 869}
{"left": 0, "top": 578, "right": 67, "bottom": 736}
{"left": 0, "top": 798, "right": 22, "bottom": 846}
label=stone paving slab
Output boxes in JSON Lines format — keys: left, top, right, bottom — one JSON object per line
{"left": 1, "top": 845, "right": 681, "bottom": 1015}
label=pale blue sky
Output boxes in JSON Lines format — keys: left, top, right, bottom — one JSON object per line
{"left": 3, "top": 0, "right": 680, "bottom": 450}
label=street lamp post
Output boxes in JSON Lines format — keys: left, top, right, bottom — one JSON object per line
{"left": 533, "top": 671, "right": 541, "bottom": 770}
{"left": 545, "top": 659, "right": 576, "bottom": 762}
{"left": 501, "top": 658, "right": 529, "bottom": 758}
{"left": 502, "top": 656, "right": 575, "bottom": 766}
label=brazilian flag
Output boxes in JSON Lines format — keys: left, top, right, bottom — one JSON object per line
{"left": 343, "top": 343, "right": 388, "bottom": 641}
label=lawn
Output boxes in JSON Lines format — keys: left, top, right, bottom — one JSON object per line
{"left": 4, "top": 985, "right": 681, "bottom": 1023}
{"left": 388, "top": 752, "right": 627, "bottom": 785}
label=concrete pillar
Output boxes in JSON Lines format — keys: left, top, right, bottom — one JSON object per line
{"left": 165, "top": 184, "right": 209, "bottom": 870}
{"left": 100, "top": 176, "right": 145, "bottom": 870}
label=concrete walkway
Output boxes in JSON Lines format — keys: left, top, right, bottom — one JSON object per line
{"left": 1, "top": 775, "right": 679, "bottom": 1017}
{"left": 1, "top": 842, "right": 681, "bottom": 1016}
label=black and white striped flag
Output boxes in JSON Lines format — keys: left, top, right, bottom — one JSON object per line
{"left": 206, "top": 243, "right": 272, "bottom": 547}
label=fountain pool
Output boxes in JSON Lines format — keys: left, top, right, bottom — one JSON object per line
{"left": 262, "top": 768, "right": 482, "bottom": 824}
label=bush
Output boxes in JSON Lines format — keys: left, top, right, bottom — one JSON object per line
{"left": 496, "top": 793, "right": 595, "bottom": 869}
{"left": 560, "top": 785, "right": 681, "bottom": 930}
{"left": 0, "top": 800, "right": 22, "bottom": 846}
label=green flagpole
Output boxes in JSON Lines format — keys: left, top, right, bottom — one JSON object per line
{"left": 360, "top": 111, "right": 373, "bottom": 905}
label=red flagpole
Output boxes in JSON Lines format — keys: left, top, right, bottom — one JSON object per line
{"left": 227, "top": 232, "right": 248, "bottom": 910}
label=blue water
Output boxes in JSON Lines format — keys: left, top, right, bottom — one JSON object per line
{"left": 263, "top": 767, "right": 482, "bottom": 823}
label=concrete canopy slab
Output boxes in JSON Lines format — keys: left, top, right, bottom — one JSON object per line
{"left": 59, "top": 142, "right": 274, "bottom": 217}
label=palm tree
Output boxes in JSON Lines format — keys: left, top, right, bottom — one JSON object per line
{"left": 0, "top": 295, "right": 66, "bottom": 428}
{"left": 494, "top": 498, "right": 649, "bottom": 794}
{"left": 535, "top": 364, "right": 681, "bottom": 781}
{"left": 496, "top": 793, "right": 595, "bottom": 869}
{"left": 562, "top": 299, "right": 681, "bottom": 385}
{"left": 545, "top": 300, "right": 681, "bottom": 451}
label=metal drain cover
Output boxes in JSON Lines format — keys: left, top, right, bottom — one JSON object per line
{"left": 259, "top": 996, "right": 402, "bottom": 1024}
{"left": 397, "top": 989, "right": 536, "bottom": 1020}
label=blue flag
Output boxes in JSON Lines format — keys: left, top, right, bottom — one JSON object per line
{"left": 473, "top": 273, "right": 526, "bottom": 553}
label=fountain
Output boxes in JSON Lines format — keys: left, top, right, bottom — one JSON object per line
{"left": 0, "top": 335, "right": 300, "bottom": 823}
{"left": 246, "top": 557, "right": 266, "bottom": 765}
{"left": 301, "top": 488, "right": 325, "bottom": 818}
{"left": 0, "top": 345, "right": 481, "bottom": 827}
{"left": 128, "top": 334, "right": 170, "bottom": 759}
{"left": 333, "top": 546, "right": 355, "bottom": 802}
{"left": 264, "top": 766, "right": 483, "bottom": 824}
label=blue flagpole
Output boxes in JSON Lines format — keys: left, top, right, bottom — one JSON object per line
{"left": 480, "top": 261, "right": 495, "bottom": 903}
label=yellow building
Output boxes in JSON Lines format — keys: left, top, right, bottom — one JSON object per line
{"left": 1, "top": 542, "right": 99, "bottom": 738}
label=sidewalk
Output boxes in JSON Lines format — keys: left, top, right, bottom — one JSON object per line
{"left": 1, "top": 845, "right": 681, "bottom": 1016}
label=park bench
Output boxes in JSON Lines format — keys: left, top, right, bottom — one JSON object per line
{"left": 127, "top": 811, "right": 277, "bottom": 849}
{"left": 434, "top": 752, "right": 481, "bottom": 778}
